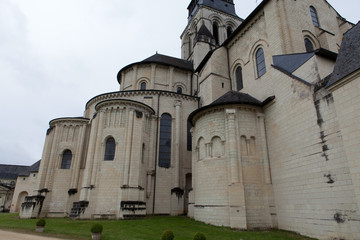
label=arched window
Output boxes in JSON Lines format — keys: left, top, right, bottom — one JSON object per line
{"left": 213, "top": 22, "right": 219, "bottom": 45}
{"left": 158, "top": 113, "right": 172, "bottom": 168}
{"left": 177, "top": 86, "right": 182, "bottom": 94}
{"left": 310, "top": 6, "right": 320, "bottom": 27}
{"left": 227, "top": 26, "right": 233, "bottom": 38}
{"left": 256, "top": 48, "right": 266, "bottom": 78}
{"left": 61, "top": 150, "right": 72, "bottom": 169}
{"left": 304, "top": 38, "right": 314, "bottom": 52}
{"left": 140, "top": 82, "right": 147, "bottom": 90}
{"left": 104, "top": 137, "right": 116, "bottom": 161}
{"left": 235, "top": 66, "right": 243, "bottom": 91}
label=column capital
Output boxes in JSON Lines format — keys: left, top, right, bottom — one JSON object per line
{"left": 174, "top": 100, "right": 182, "bottom": 107}
{"left": 226, "top": 109, "right": 236, "bottom": 119}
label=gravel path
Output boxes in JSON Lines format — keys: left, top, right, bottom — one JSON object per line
{"left": 0, "top": 229, "right": 65, "bottom": 240}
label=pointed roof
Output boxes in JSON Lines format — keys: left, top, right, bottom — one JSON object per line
{"left": 326, "top": 22, "right": 360, "bottom": 88}
{"left": 187, "top": 0, "right": 238, "bottom": 20}
{"left": 197, "top": 25, "right": 214, "bottom": 39}
{"left": 141, "top": 53, "right": 193, "bottom": 71}
{"left": 188, "top": 91, "right": 268, "bottom": 123}
{"left": 117, "top": 53, "right": 193, "bottom": 84}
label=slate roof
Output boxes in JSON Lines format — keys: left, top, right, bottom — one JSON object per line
{"left": 0, "top": 160, "right": 40, "bottom": 180}
{"left": 18, "top": 160, "right": 41, "bottom": 177}
{"left": 188, "top": 91, "right": 266, "bottom": 123}
{"left": 187, "top": 0, "right": 238, "bottom": 20}
{"left": 118, "top": 53, "right": 193, "bottom": 84}
{"left": 273, "top": 52, "right": 315, "bottom": 74}
{"left": 326, "top": 22, "right": 360, "bottom": 88}
{"left": 197, "top": 25, "right": 214, "bottom": 39}
{"left": 141, "top": 53, "right": 193, "bottom": 71}
{"left": 211, "top": 91, "right": 262, "bottom": 106}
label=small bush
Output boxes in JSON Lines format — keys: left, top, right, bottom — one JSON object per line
{"left": 91, "top": 223, "right": 103, "bottom": 233}
{"left": 36, "top": 218, "right": 46, "bottom": 227}
{"left": 161, "top": 230, "right": 174, "bottom": 240}
{"left": 193, "top": 232, "right": 206, "bottom": 240}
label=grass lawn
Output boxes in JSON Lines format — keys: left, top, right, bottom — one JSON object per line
{"left": 0, "top": 213, "right": 316, "bottom": 240}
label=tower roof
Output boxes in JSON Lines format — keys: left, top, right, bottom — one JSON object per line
{"left": 187, "top": 0, "right": 237, "bottom": 20}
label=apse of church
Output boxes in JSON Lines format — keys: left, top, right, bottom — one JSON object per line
{"left": 10, "top": 0, "right": 360, "bottom": 239}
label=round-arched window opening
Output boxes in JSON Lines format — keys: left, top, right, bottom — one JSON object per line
{"left": 140, "top": 82, "right": 147, "bottom": 90}
{"left": 177, "top": 87, "right": 183, "bottom": 94}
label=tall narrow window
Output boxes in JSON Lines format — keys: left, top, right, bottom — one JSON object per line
{"left": 187, "top": 120, "right": 193, "bottom": 151}
{"left": 304, "top": 38, "right": 314, "bottom": 52}
{"left": 104, "top": 137, "right": 116, "bottom": 161}
{"left": 256, "top": 48, "right": 266, "bottom": 78}
{"left": 158, "top": 113, "right": 172, "bottom": 168}
{"left": 140, "top": 82, "right": 147, "bottom": 90}
{"left": 227, "top": 26, "right": 233, "bottom": 38}
{"left": 213, "top": 22, "right": 219, "bottom": 45}
{"left": 61, "top": 150, "right": 72, "bottom": 169}
{"left": 236, "top": 66, "right": 243, "bottom": 91}
{"left": 310, "top": 6, "right": 320, "bottom": 27}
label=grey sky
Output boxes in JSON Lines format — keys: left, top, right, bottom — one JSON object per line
{"left": 0, "top": 0, "right": 358, "bottom": 166}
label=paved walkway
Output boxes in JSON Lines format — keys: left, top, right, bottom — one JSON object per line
{"left": 0, "top": 230, "right": 64, "bottom": 240}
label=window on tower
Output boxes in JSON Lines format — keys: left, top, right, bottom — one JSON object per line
{"left": 213, "top": 22, "right": 219, "bottom": 45}
{"left": 227, "top": 26, "right": 233, "bottom": 38}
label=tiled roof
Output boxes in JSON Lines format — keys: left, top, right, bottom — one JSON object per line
{"left": 0, "top": 160, "right": 40, "bottom": 179}
{"left": 326, "top": 22, "right": 360, "bottom": 87}
{"left": 211, "top": 91, "right": 262, "bottom": 106}
{"left": 188, "top": 91, "right": 264, "bottom": 123}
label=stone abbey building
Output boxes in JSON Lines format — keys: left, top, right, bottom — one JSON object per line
{"left": 10, "top": 0, "right": 360, "bottom": 239}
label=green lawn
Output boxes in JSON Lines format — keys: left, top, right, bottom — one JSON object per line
{"left": 0, "top": 213, "right": 316, "bottom": 240}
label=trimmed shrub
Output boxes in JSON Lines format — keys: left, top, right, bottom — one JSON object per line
{"left": 193, "top": 232, "right": 206, "bottom": 240}
{"left": 36, "top": 218, "right": 46, "bottom": 227}
{"left": 161, "top": 230, "right": 174, "bottom": 240}
{"left": 91, "top": 223, "right": 103, "bottom": 233}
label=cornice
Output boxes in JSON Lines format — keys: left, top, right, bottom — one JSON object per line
{"left": 227, "top": 11, "right": 264, "bottom": 48}
{"left": 50, "top": 117, "right": 89, "bottom": 127}
{"left": 86, "top": 90, "right": 199, "bottom": 110}
{"left": 327, "top": 69, "right": 360, "bottom": 92}
{"left": 191, "top": 104, "right": 260, "bottom": 124}
{"left": 95, "top": 99, "right": 155, "bottom": 115}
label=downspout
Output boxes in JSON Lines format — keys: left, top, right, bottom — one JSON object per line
{"left": 152, "top": 92, "right": 161, "bottom": 214}
{"left": 226, "top": 46, "right": 233, "bottom": 91}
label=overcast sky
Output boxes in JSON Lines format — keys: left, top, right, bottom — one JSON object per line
{"left": 0, "top": 0, "right": 358, "bottom": 166}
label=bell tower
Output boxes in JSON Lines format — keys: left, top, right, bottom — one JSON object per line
{"left": 181, "top": 0, "right": 242, "bottom": 68}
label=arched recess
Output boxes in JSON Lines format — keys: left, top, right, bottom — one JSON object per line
{"left": 197, "top": 137, "right": 205, "bottom": 161}
{"left": 210, "top": 15, "right": 224, "bottom": 45}
{"left": 15, "top": 191, "right": 28, "bottom": 212}
{"left": 302, "top": 30, "right": 320, "bottom": 50}
{"left": 211, "top": 136, "right": 224, "bottom": 158}
{"left": 137, "top": 78, "right": 150, "bottom": 90}
{"left": 104, "top": 136, "right": 116, "bottom": 161}
{"left": 61, "top": 149, "right": 72, "bottom": 169}
{"left": 231, "top": 59, "right": 245, "bottom": 90}
{"left": 225, "top": 20, "right": 236, "bottom": 39}
{"left": 174, "top": 82, "right": 187, "bottom": 94}
{"left": 249, "top": 40, "right": 269, "bottom": 79}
